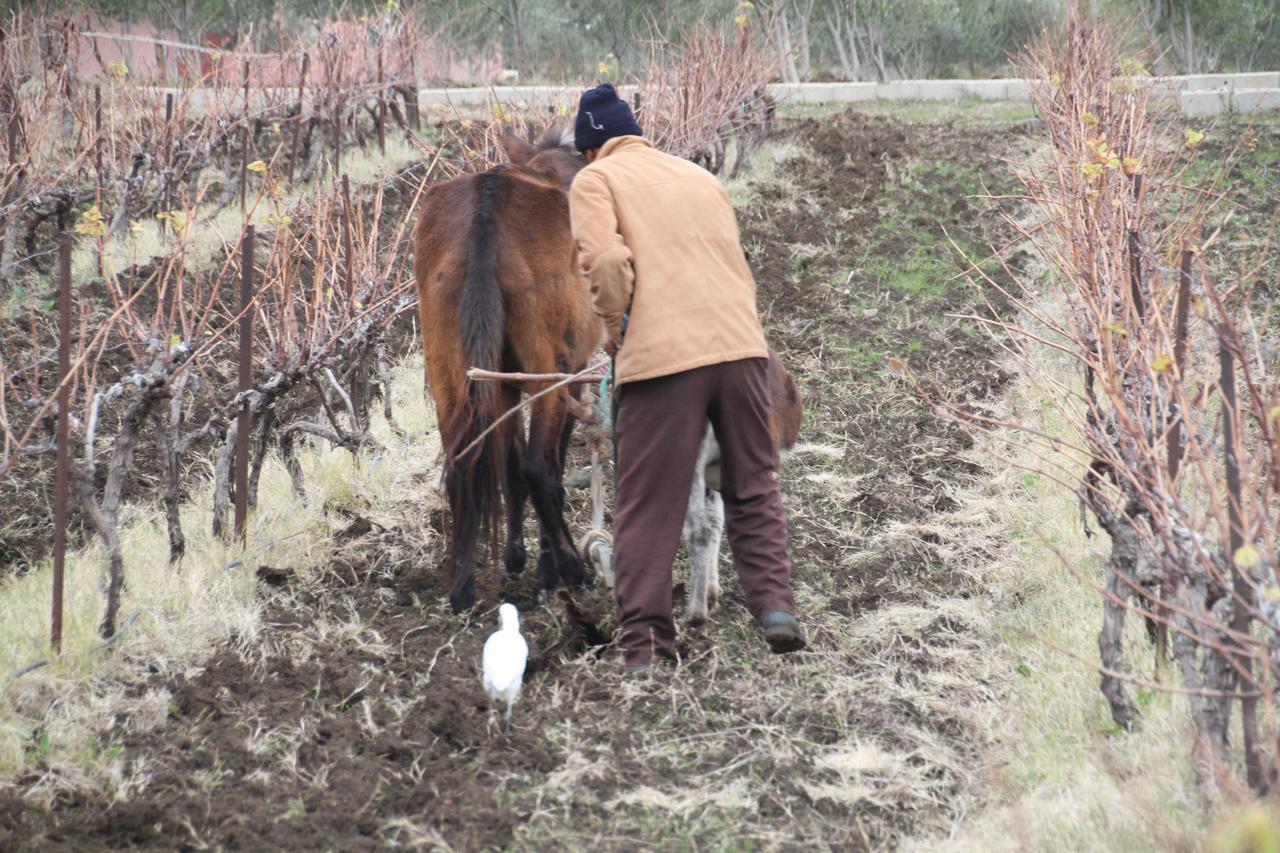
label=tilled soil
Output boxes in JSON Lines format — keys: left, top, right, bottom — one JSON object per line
{"left": 1, "top": 109, "right": 1036, "bottom": 851}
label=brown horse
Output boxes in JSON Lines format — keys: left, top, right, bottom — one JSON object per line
{"left": 414, "top": 126, "right": 601, "bottom": 613}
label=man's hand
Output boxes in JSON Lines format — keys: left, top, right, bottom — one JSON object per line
{"left": 598, "top": 326, "right": 620, "bottom": 358}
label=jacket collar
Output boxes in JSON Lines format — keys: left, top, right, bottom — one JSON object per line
{"left": 597, "top": 135, "right": 653, "bottom": 160}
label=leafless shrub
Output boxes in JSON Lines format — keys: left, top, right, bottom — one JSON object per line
{"left": 631, "top": 19, "right": 778, "bottom": 177}
{"left": 908, "top": 10, "right": 1280, "bottom": 792}
{"left": 0, "top": 7, "right": 446, "bottom": 635}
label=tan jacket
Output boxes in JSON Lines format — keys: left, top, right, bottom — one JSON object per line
{"left": 569, "top": 136, "right": 768, "bottom": 385}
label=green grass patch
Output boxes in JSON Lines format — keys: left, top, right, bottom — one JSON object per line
{"left": 864, "top": 251, "right": 954, "bottom": 297}
{"left": 832, "top": 330, "right": 888, "bottom": 373}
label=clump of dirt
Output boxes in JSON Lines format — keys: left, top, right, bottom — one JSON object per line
{"left": 1, "top": 108, "right": 1037, "bottom": 850}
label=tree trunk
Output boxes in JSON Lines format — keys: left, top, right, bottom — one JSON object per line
{"left": 280, "top": 428, "right": 306, "bottom": 498}
{"left": 1099, "top": 547, "right": 1138, "bottom": 730}
{"left": 75, "top": 373, "right": 164, "bottom": 638}
{"left": 248, "top": 406, "right": 275, "bottom": 509}
{"left": 855, "top": 13, "right": 888, "bottom": 82}
{"left": 1220, "top": 334, "right": 1266, "bottom": 792}
{"left": 508, "top": 0, "right": 525, "bottom": 73}
{"left": 775, "top": 9, "right": 800, "bottom": 84}
{"left": 791, "top": 0, "right": 816, "bottom": 82}
{"left": 374, "top": 339, "right": 400, "bottom": 436}
{"left": 1135, "top": 0, "right": 1166, "bottom": 74}
{"left": 1172, "top": 589, "right": 1234, "bottom": 781}
{"left": 1182, "top": 0, "right": 1196, "bottom": 73}
{"left": 161, "top": 370, "right": 192, "bottom": 564}
{"left": 1169, "top": 0, "right": 1198, "bottom": 73}
{"left": 0, "top": 104, "right": 26, "bottom": 287}
{"left": 826, "top": 12, "right": 854, "bottom": 80}
{"left": 830, "top": 4, "right": 862, "bottom": 82}
{"left": 211, "top": 417, "right": 238, "bottom": 540}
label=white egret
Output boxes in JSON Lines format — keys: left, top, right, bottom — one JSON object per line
{"left": 482, "top": 603, "right": 528, "bottom": 735}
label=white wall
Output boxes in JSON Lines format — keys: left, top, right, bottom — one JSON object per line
{"left": 412, "top": 74, "right": 1280, "bottom": 117}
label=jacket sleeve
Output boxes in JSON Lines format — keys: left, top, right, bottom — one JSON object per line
{"left": 569, "top": 169, "right": 634, "bottom": 343}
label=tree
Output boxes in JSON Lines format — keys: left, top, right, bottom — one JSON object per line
{"left": 1128, "top": 0, "right": 1280, "bottom": 74}
{"left": 824, "top": 0, "right": 861, "bottom": 80}
{"left": 790, "top": 0, "right": 817, "bottom": 80}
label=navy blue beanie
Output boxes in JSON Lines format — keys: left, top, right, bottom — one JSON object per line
{"left": 573, "top": 83, "right": 643, "bottom": 152}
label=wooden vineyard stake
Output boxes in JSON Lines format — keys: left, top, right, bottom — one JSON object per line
{"left": 51, "top": 232, "right": 72, "bottom": 653}
{"left": 234, "top": 226, "right": 254, "bottom": 540}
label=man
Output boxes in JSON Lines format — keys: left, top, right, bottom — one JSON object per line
{"left": 568, "top": 83, "right": 806, "bottom": 671}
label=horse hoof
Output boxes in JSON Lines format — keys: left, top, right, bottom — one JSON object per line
{"left": 448, "top": 579, "right": 477, "bottom": 614}
{"left": 684, "top": 611, "right": 708, "bottom": 628}
{"left": 505, "top": 542, "right": 527, "bottom": 576}
{"left": 536, "top": 549, "right": 555, "bottom": 581}
{"left": 563, "top": 555, "right": 594, "bottom": 588}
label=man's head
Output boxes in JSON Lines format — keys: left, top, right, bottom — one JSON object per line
{"left": 573, "top": 83, "right": 642, "bottom": 158}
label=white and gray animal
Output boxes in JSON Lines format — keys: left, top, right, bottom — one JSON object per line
{"left": 482, "top": 602, "right": 528, "bottom": 735}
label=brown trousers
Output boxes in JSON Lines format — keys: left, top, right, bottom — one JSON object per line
{"left": 612, "top": 357, "right": 795, "bottom": 664}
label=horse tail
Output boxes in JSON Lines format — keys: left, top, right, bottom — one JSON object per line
{"left": 444, "top": 170, "right": 508, "bottom": 560}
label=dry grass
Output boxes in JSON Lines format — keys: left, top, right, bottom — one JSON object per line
{"left": 723, "top": 138, "right": 808, "bottom": 209}
{"left": 0, "top": 357, "right": 440, "bottom": 795}
{"left": 904, "top": 304, "right": 1213, "bottom": 851}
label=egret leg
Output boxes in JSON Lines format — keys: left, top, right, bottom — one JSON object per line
{"left": 486, "top": 706, "right": 500, "bottom": 739}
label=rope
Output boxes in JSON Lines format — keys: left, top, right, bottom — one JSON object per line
{"left": 585, "top": 361, "right": 614, "bottom": 537}
{"left": 578, "top": 360, "right": 613, "bottom": 462}
{"left": 606, "top": 356, "right": 618, "bottom": 457}
{"left": 454, "top": 360, "right": 608, "bottom": 461}
{"left": 597, "top": 365, "right": 613, "bottom": 430}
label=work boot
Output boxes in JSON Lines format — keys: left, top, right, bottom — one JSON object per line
{"left": 761, "top": 611, "right": 806, "bottom": 654}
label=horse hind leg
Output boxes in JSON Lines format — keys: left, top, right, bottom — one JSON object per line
{"left": 430, "top": 383, "right": 479, "bottom": 613}
{"left": 554, "top": 409, "right": 575, "bottom": 516}
{"left": 444, "top": 461, "right": 480, "bottom": 613}
{"left": 524, "top": 394, "right": 591, "bottom": 600}
{"left": 503, "top": 391, "right": 529, "bottom": 576}
{"left": 534, "top": 409, "right": 578, "bottom": 580}
{"left": 438, "top": 374, "right": 505, "bottom": 614}
{"left": 554, "top": 395, "right": 592, "bottom": 589}
{"left": 503, "top": 435, "right": 529, "bottom": 576}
